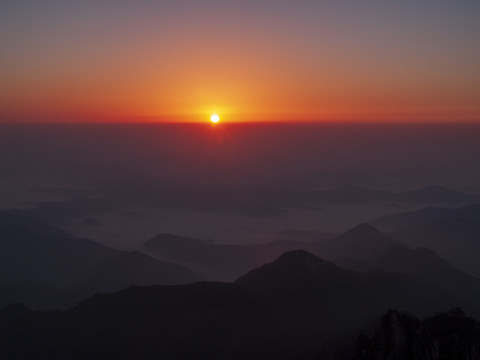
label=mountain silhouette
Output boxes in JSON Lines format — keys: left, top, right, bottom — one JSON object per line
{"left": 322, "top": 223, "right": 399, "bottom": 262}
{"left": 392, "top": 217, "right": 480, "bottom": 277}
{"left": 141, "top": 224, "right": 396, "bottom": 281}
{"left": 0, "top": 209, "right": 73, "bottom": 238}
{"left": 339, "top": 244, "right": 480, "bottom": 306}
{"left": 236, "top": 250, "right": 354, "bottom": 292}
{"left": 78, "top": 251, "right": 203, "bottom": 295}
{"left": 0, "top": 249, "right": 474, "bottom": 359}
{"left": 141, "top": 233, "right": 323, "bottom": 281}
{"left": 0, "top": 211, "right": 201, "bottom": 308}
{"left": 236, "top": 250, "right": 470, "bottom": 317}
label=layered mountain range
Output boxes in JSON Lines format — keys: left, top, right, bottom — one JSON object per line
{"left": 0, "top": 210, "right": 202, "bottom": 308}
{"left": 1, "top": 203, "right": 480, "bottom": 359}
{"left": 0, "top": 249, "right": 473, "bottom": 360}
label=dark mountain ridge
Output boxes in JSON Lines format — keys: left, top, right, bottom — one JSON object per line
{"left": 322, "top": 223, "right": 400, "bottom": 262}
{"left": 0, "top": 211, "right": 202, "bottom": 309}
{"left": 338, "top": 244, "right": 480, "bottom": 306}
{"left": 235, "top": 250, "right": 470, "bottom": 318}
{"left": 0, "top": 249, "right": 473, "bottom": 360}
{"left": 236, "top": 250, "right": 354, "bottom": 293}
{"left": 140, "top": 224, "right": 397, "bottom": 281}
{"left": 392, "top": 216, "right": 480, "bottom": 277}
{"left": 141, "top": 233, "right": 323, "bottom": 281}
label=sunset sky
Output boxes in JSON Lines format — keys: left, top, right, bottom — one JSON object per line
{"left": 1, "top": 0, "right": 479, "bottom": 123}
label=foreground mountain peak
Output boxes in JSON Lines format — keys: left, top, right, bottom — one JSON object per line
{"left": 259, "top": 249, "right": 340, "bottom": 273}
{"left": 235, "top": 250, "right": 352, "bottom": 290}
{"left": 276, "top": 249, "right": 322, "bottom": 264}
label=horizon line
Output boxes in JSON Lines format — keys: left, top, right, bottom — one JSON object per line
{"left": 1, "top": 120, "right": 480, "bottom": 126}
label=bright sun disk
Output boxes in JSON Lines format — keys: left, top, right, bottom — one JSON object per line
{"left": 210, "top": 114, "right": 220, "bottom": 123}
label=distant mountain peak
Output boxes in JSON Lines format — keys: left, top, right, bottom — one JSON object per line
{"left": 343, "top": 223, "right": 384, "bottom": 238}
{"left": 325, "top": 223, "right": 397, "bottom": 263}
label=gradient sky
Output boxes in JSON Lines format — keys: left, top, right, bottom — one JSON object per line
{"left": 1, "top": 0, "right": 479, "bottom": 123}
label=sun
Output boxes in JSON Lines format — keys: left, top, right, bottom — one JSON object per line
{"left": 210, "top": 114, "right": 220, "bottom": 123}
